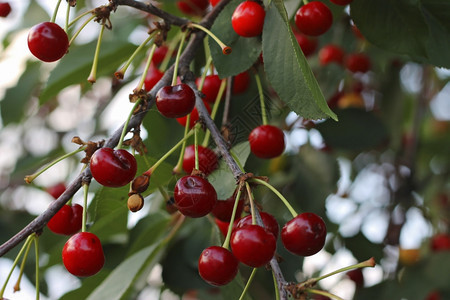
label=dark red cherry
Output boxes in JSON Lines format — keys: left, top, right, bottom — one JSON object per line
{"left": 212, "top": 196, "right": 245, "bottom": 222}
{"left": 295, "top": 1, "right": 333, "bottom": 37}
{"left": 46, "top": 182, "right": 67, "bottom": 199}
{"left": 156, "top": 83, "right": 196, "bottom": 118}
{"left": 47, "top": 204, "right": 83, "bottom": 235}
{"left": 232, "top": 71, "right": 250, "bottom": 94}
{"left": 215, "top": 218, "right": 232, "bottom": 236}
{"left": 90, "top": 148, "right": 137, "bottom": 188}
{"left": 62, "top": 232, "right": 104, "bottom": 277}
{"left": 209, "top": 0, "right": 220, "bottom": 7}
{"left": 173, "top": 175, "right": 217, "bottom": 218}
{"left": 281, "top": 212, "right": 327, "bottom": 256}
{"left": 230, "top": 224, "right": 276, "bottom": 267}
{"left": 330, "top": 0, "right": 352, "bottom": 5}
{"left": 182, "top": 145, "right": 218, "bottom": 176}
{"left": 176, "top": 101, "right": 211, "bottom": 129}
{"left": 27, "top": 22, "right": 69, "bottom": 62}
{"left": 144, "top": 65, "right": 164, "bottom": 92}
{"left": 249, "top": 125, "right": 285, "bottom": 159}
{"left": 0, "top": 2, "right": 11, "bottom": 17}
{"left": 425, "top": 291, "right": 442, "bottom": 300}
{"left": 319, "top": 44, "right": 345, "bottom": 65}
{"left": 196, "top": 75, "right": 222, "bottom": 103}
{"left": 198, "top": 246, "right": 239, "bottom": 286}
{"left": 346, "top": 268, "right": 364, "bottom": 288}
{"left": 345, "top": 53, "right": 371, "bottom": 73}
{"left": 430, "top": 233, "right": 450, "bottom": 252}
{"left": 231, "top": 1, "right": 266, "bottom": 38}
{"left": 152, "top": 45, "right": 169, "bottom": 66}
{"left": 176, "top": 0, "right": 209, "bottom": 16}
{"left": 235, "top": 212, "right": 279, "bottom": 239}
{"left": 294, "top": 32, "right": 318, "bottom": 57}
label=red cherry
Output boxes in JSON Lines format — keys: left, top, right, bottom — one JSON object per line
{"left": 47, "top": 204, "right": 83, "bottom": 235}
{"left": 176, "top": 0, "right": 209, "bottom": 16}
{"left": 176, "top": 101, "right": 212, "bottom": 129}
{"left": 345, "top": 53, "right": 371, "bottom": 73}
{"left": 182, "top": 145, "right": 218, "bottom": 176}
{"left": 330, "top": 0, "right": 352, "bottom": 5}
{"left": 62, "top": 232, "right": 105, "bottom": 277}
{"left": 425, "top": 291, "right": 442, "bottom": 300}
{"left": 0, "top": 2, "right": 11, "bottom": 17}
{"left": 214, "top": 218, "right": 235, "bottom": 236}
{"left": 46, "top": 182, "right": 67, "bottom": 199}
{"left": 173, "top": 175, "right": 217, "bottom": 218}
{"left": 231, "top": 1, "right": 266, "bottom": 38}
{"left": 295, "top": 2, "right": 333, "bottom": 37}
{"left": 27, "top": 22, "right": 69, "bottom": 62}
{"left": 212, "top": 196, "right": 244, "bottom": 222}
{"left": 319, "top": 44, "right": 345, "bottom": 65}
{"left": 430, "top": 233, "right": 450, "bottom": 252}
{"left": 346, "top": 268, "right": 364, "bottom": 288}
{"left": 294, "top": 32, "right": 318, "bottom": 57}
{"left": 156, "top": 83, "right": 196, "bottom": 118}
{"left": 198, "top": 246, "right": 239, "bottom": 286}
{"left": 196, "top": 75, "right": 222, "bottom": 103}
{"left": 209, "top": 0, "right": 220, "bottom": 7}
{"left": 235, "top": 212, "right": 279, "bottom": 239}
{"left": 90, "top": 148, "right": 137, "bottom": 188}
{"left": 249, "top": 125, "right": 285, "bottom": 159}
{"left": 152, "top": 45, "right": 169, "bottom": 66}
{"left": 281, "top": 212, "right": 327, "bottom": 256}
{"left": 230, "top": 224, "right": 276, "bottom": 267}
{"left": 144, "top": 65, "right": 164, "bottom": 92}
{"left": 232, "top": 71, "right": 250, "bottom": 94}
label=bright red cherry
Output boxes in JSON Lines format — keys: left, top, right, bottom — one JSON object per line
{"left": 330, "top": 0, "right": 352, "bottom": 5}
{"left": 0, "top": 2, "right": 11, "bottom": 17}
{"left": 198, "top": 246, "right": 239, "bottom": 286}
{"left": 294, "top": 32, "right": 318, "bottom": 57}
{"left": 345, "top": 53, "right": 371, "bottom": 73}
{"left": 230, "top": 224, "right": 276, "bottom": 267}
{"left": 212, "top": 196, "right": 244, "bottom": 222}
{"left": 249, "top": 125, "right": 285, "bottom": 159}
{"left": 214, "top": 218, "right": 233, "bottom": 236}
{"left": 156, "top": 83, "right": 196, "bottom": 118}
{"left": 176, "top": 100, "right": 211, "bottom": 129}
{"left": 209, "top": 0, "right": 220, "bottom": 7}
{"left": 152, "top": 45, "right": 169, "bottom": 66}
{"left": 46, "top": 182, "right": 67, "bottom": 199}
{"left": 232, "top": 71, "right": 250, "bottom": 94}
{"left": 173, "top": 175, "right": 217, "bottom": 218}
{"left": 27, "top": 22, "right": 69, "bottom": 62}
{"left": 346, "top": 268, "right": 364, "bottom": 288}
{"left": 62, "top": 232, "right": 105, "bottom": 277}
{"left": 90, "top": 148, "right": 137, "bottom": 188}
{"left": 196, "top": 75, "right": 222, "bottom": 103}
{"left": 430, "top": 233, "right": 450, "bottom": 252}
{"left": 235, "top": 212, "right": 279, "bottom": 239}
{"left": 47, "top": 204, "right": 83, "bottom": 235}
{"left": 231, "top": 1, "right": 266, "bottom": 38}
{"left": 319, "top": 44, "right": 345, "bottom": 65}
{"left": 182, "top": 145, "right": 218, "bottom": 175}
{"left": 281, "top": 212, "right": 327, "bottom": 256}
{"left": 144, "top": 65, "right": 164, "bottom": 92}
{"left": 295, "top": 2, "right": 333, "bottom": 36}
{"left": 176, "top": 0, "right": 209, "bottom": 16}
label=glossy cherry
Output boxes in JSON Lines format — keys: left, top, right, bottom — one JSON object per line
{"left": 198, "top": 246, "right": 239, "bottom": 286}
{"left": 62, "top": 232, "right": 105, "bottom": 277}
{"left": 294, "top": 32, "right": 318, "bottom": 57}
{"left": 430, "top": 233, "right": 450, "bottom": 252}
{"left": 46, "top": 182, "right": 67, "bottom": 199}
{"left": 182, "top": 145, "right": 218, "bottom": 176}
{"left": 27, "top": 22, "right": 69, "bottom": 62}
{"left": 176, "top": 100, "right": 211, "bottom": 129}
{"left": 295, "top": 1, "right": 333, "bottom": 37}
{"left": 281, "top": 212, "right": 327, "bottom": 256}
{"left": 212, "top": 196, "right": 244, "bottom": 222}
{"left": 235, "top": 212, "right": 279, "bottom": 239}
{"left": 319, "top": 44, "right": 345, "bottom": 65}
{"left": 231, "top": 1, "right": 266, "bottom": 38}
{"left": 214, "top": 218, "right": 232, "bottom": 236}
{"left": 47, "top": 204, "right": 83, "bottom": 235}
{"left": 345, "top": 53, "right": 371, "bottom": 73}
{"left": 0, "top": 2, "right": 11, "bottom": 17}
{"left": 346, "top": 268, "right": 364, "bottom": 288}
{"left": 176, "top": 0, "right": 209, "bottom": 16}
{"left": 230, "top": 224, "right": 276, "bottom": 267}
{"left": 156, "top": 83, "right": 196, "bottom": 118}
{"left": 330, "top": 0, "right": 352, "bottom": 5}
{"left": 144, "top": 65, "right": 164, "bottom": 92}
{"left": 173, "top": 175, "right": 217, "bottom": 218}
{"left": 90, "top": 148, "right": 137, "bottom": 188}
{"left": 249, "top": 125, "right": 285, "bottom": 159}
{"left": 196, "top": 75, "right": 222, "bottom": 103}
{"left": 232, "top": 71, "right": 250, "bottom": 94}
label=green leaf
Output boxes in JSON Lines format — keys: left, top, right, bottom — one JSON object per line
{"left": 39, "top": 41, "right": 135, "bottom": 104}
{"left": 262, "top": 1, "right": 337, "bottom": 121}
{"left": 208, "top": 142, "right": 251, "bottom": 200}
{"left": 209, "top": 0, "right": 261, "bottom": 77}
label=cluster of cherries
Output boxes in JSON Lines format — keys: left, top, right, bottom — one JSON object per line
{"left": 0, "top": 1, "right": 11, "bottom": 18}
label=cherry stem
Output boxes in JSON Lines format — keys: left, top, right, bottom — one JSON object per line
{"left": 13, "top": 236, "right": 33, "bottom": 293}
{"left": 229, "top": 149, "right": 246, "bottom": 173}
{"left": 81, "top": 183, "right": 89, "bottom": 233}
{"left": 0, "top": 234, "right": 34, "bottom": 298}
{"left": 87, "top": 23, "right": 106, "bottom": 84}
{"left": 197, "top": 56, "right": 213, "bottom": 91}
{"left": 171, "top": 31, "right": 188, "bottom": 86}
{"left": 188, "top": 23, "right": 231, "bottom": 55}
{"left": 160, "top": 33, "right": 181, "bottom": 72}
{"left": 273, "top": 271, "right": 281, "bottom": 300}
{"left": 24, "top": 147, "right": 85, "bottom": 184}
{"left": 222, "top": 188, "right": 243, "bottom": 249}
{"left": 64, "top": 2, "right": 70, "bottom": 32}
{"left": 67, "top": 9, "right": 94, "bottom": 29}
{"left": 34, "top": 235, "right": 40, "bottom": 300}
{"left": 251, "top": 178, "right": 298, "bottom": 218}
{"left": 117, "top": 100, "right": 141, "bottom": 149}
{"left": 194, "top": 125, "right": 200, "bottom": 171}
{"left": 306, "top": 289, "right": 344, "bottom": 300}
{"left": 246, "top": 182, "right": 257, "bottom": 225}
{"left": 312, "top": 257, "right": 375, "bottom": 284}
{"left": 302, "top": 0, "right": 309, "bottom": 5}
{"left": 51, "top": 0, "right": 63, "bottom": 23}
{"left": 161, "top": 213, "right": 186, "bottom": 246}
{"left": 157, "top": 185, "right": 170, "bottom": 202}
{"left": 68, "top": 14, "right": 96, "bottom": 46}
{"left": 202, "top": 78, "right": 226, "bottom": 147}
{"left": 254, "top": 71, "right": 268, "bottom": 125}
{"left": 135, "top": 43, "right": 157, "bottom": 91}
{"left": 238, "top": 267, "right": 257, "bottom": 300}
{"left": 174, "top": 114, "right": 192, "bottom": 174}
